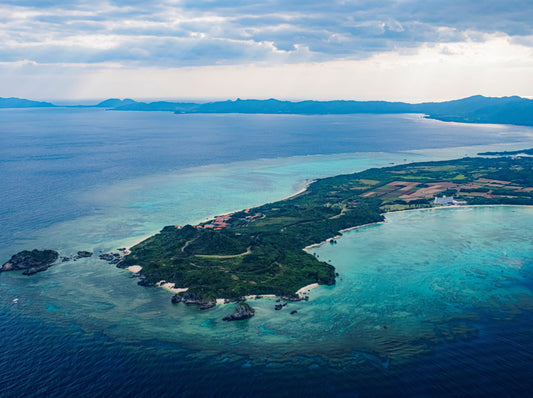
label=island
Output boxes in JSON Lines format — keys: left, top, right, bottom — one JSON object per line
{"left": 118, "top": 152, "right": 533, "bottom": 306}
{"left": 0, "top": 97, "right": 55, "bottom": 108}
{"left": 100, "top": 95, "right": 533, "bottom": 127}
{"left": 4, "top": 95, "right": 533, "bottom": 126}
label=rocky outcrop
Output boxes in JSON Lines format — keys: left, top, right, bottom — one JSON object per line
{"left": 98, "top": 252, "right": 122, "bottom": 264}
{"left": 199, "top": 301, "right": 216, "bottom": 310}
{"left": 74, "top": 251, "right": 93, "bottom": 259}
{"left": 137, "top": 278, "right": 156, "bottom": 287}
{"left": 1, "top": 249, "right": 59, "bottom": 274}
{"left": 170, "top": 292, "right": 216, "bottom": 309}
{"left": 22, "top": 265, "right": 50, "bottom": 275}
{"left": 223, "top": 302, "right": 255, "bottom": 321}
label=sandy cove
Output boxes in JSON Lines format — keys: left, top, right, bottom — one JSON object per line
{"left": 296, "top": 283, "right": 319, "bottom": 297}
{"left": 156, "top": 281, "right": 189, "bottom": 294}
{"left": 127, "top": 265, "right": 142, "bottom": 273}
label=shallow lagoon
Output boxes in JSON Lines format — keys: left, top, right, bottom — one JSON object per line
{"left": 1, "top": 110, "right": 533, "bottom": 396}
{"left": 2, "top": 206, "right": 532, "bottom": 397}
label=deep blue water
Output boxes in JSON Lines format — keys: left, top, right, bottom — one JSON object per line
{"left": 2, "top": 108, "right": 531, "bottom": 246}
{"left": 1, "top": 289, "right": 533, "bottom": 397}
{"left": 1, "top": 108, "right": 533, "bottom": 397}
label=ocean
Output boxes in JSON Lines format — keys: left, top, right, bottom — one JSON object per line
{"left": 1, "top": 108, "right": 533, "bottom": 397}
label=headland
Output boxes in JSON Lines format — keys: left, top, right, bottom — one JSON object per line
{"left": 117, "top": 150, "right": 533, "bottom": 306}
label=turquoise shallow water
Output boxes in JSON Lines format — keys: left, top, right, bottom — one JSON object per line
{"left": 310, "top": 206, "right": 533, "bottom": 358}
{"left": 2, "top": 206, "right": 532, "bottom": 397}
{"left": 2, "top": 110, "right": 533, "bottom": 396}
{"left": 1, "top": 151, "right": 424, "bottom": 265}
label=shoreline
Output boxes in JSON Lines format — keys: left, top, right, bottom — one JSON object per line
{"left": 126, "top": 265, "right": 142, "bottom": 273}
{"left": 156, "top": 280, "right": 189, "bottom": 294}
{"left": 303, "top": 221, "right": 386, "bottom": 251}
{"left": 304, "top": 204, "right": 533, "bottom": 251}
{"left": 385, "top": 203, "right": 533, "bottom": 216}
{"left": 296, "top": 283, "right": 320, "bottom": 297}
{"left": 281, "top": 180, "right": 316, "bottom": 201}
{"left": 129, "top": 203, "right": 529, "bottom": 255}
{"left": 198, "top": 179, "right": 315, "bottom": 226}
{"left": 239, "top": 204, "right": 533, "bottom": 302}
{"left": 124, "top": 235, "right": 155, "bottom": 255}
{"left": 120, "top": 181, "right": 323, "bottom": 302}
{"left": 121, "top": 176, "right": 533, "bottom": 303}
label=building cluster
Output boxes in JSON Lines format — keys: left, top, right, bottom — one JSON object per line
{"left": 213, "top": 215, "right": 231, "bottom": 229}
{"left": 194, "top": 209, "right": 263, "bottom": 231}
{"left": 433, "top": 195, "right": 467, "bottom": 206}
{"left": 196, "top": 214, "right": 232, "bottom": 230}
{"left": 242, "top": 209, "right": 261, "bottom": 223}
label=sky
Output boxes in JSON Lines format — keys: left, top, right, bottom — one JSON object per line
{"left": 1, "top": 0, "right": 533, "bottom": 102}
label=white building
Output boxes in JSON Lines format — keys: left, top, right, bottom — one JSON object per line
{"left": 434, "top": 195, "right": 466, "bottom": 205}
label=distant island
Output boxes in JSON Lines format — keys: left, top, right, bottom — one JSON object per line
{"left": 2, "top": 95, "right": 533, "bottom": 126}
{"left": 0, "top": 97, "right": 55, "bottom": 108}
{"left": 116, "top": 152, "right": 533, "bottom": 307}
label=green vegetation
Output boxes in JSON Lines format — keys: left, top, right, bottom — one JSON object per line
{"left": 119, "top": 153, "right": 533, "bottom": 301}
{"left": 478, "top": 148, "right": 533, "bottom": 156}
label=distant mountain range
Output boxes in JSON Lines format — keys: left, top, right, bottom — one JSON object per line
{"left": 0, "top": 97, "right": 55, "bottom": 108}
{"left": 2, "top": 95, "right": 532, "bottom": 126}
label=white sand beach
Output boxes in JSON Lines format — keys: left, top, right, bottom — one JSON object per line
{"left": 127, "top": 265, "right": 142, "bottom": 273}
{"left": 296, "top": 283, "right": 319, "bottom": 297}
{"left": 156, "top": 280, "right": 189, "bottom": 294}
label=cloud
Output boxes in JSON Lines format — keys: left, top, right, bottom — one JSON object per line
{"left": 3, "top": 35, "right": 533, "bottom": 103}
{"left": 1, "top": 0, "right": 533, "bottom": 68}
{"left": 1, "top": 1, "right": 533, "bottom": 101}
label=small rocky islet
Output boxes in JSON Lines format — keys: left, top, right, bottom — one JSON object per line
{"left": 0, "top": 249, "right": 111, "bottom": 276}
{"left": 0, "top": 249, "right": 59, "bottom": 275}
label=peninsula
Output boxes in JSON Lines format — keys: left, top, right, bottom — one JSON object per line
{"left": 118, "top": 152, "right": 533, "bottom": 305}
